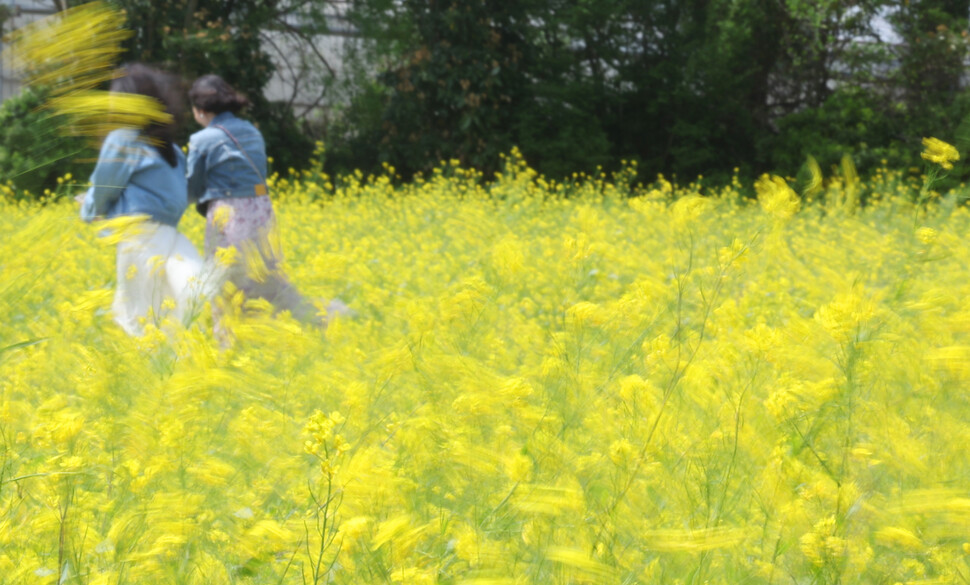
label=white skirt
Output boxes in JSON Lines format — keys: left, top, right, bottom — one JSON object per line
{"left": 112, "top": 222, "right": 215, "bottom": 336}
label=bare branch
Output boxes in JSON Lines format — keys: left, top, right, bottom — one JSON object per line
{"left": 260, "top": 29, "right": 303, "bottom": 110}
{"left": 273, "top": 16, "right": 338, "bottom": 79}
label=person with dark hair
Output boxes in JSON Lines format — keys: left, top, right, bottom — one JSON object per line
{"left": 186, "top": 74, "right": 348, "bottom": 336}
{"left": 79, "top": 63, "right": 210, "bottom": 336}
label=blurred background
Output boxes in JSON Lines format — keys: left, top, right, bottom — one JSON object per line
{"left": 3, "top": 0, "right": 970, "bottom": 194}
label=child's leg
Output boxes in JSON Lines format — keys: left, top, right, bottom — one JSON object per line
{"left": 251, "top": 271, "right": 322, "bottom": 325}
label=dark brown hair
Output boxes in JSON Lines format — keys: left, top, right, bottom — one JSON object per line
{"left": 188, "top": 74, "right": 250, "bottom": 114}
{"left": 110, "top": 63, "right": 183, "bottom": 167}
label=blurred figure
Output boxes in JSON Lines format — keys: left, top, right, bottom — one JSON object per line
{"left": 79, "top": 63, "right": 209, "bottom": 336}
{"left": 187, "top": 74, "right": 350, "bottom": 338}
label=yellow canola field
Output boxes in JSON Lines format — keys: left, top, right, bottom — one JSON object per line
{"left": 2, "top": 156, "right": 970, "bottom": 584}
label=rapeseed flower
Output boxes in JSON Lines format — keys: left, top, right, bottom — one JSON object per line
{"left": 921, "top": 137, "right": 960, "bottom": 170}
{"left": 916, "top": 226, "right": 939, "bottom": 244}
{"left": 640, "top": 527, "right": 748, "bottom": 552}
{"left": 875, "top": 527, "right": 924, "bottom": 551}
{"left": 544, "top": 546, "right": 618, "bottom": 582}
{"left": 756, "top": 174, "right": 800, "bottom": 219}
{"left": 8, "top": 2, "right": 129, "bottom": 94}
{"left": 9, "top": 2, "right": 169, "bottom": 138}
{"left": 4, "top": 154, "right": 970, "bottom": 584}
{"left": 804, "top": 155, "right": 824, "bottom": 197}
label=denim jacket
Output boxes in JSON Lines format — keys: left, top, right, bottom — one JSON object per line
{"left": 186, "top": 111, "right": 269, "bottom": 206}
{"left": 80, "top": 128, "right": 188, "bottom": 227}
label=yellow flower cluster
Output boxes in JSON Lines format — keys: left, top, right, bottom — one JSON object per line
{"left": 304, "top": 410, "right": 349, "bottom": 477}
{"left": 7, "top": 1, "right": 169, "bottom": 138}
{"left": 2, "top": 153, "right": 970, "bottom": 583}
{"left": 921, "top": 137, "right": 960, "bottom": 170}
{"left": 7, "top": 2, "right": 129, "bottom": 94}
{"left": 755, "top": 173, "right": 800, "bottom": 219}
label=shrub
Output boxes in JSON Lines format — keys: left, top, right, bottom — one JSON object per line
{"left": 0, "top": 86, "right": 95, "bottom": 199}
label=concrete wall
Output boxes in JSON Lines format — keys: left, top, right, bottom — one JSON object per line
{"left": 0, "top": 0, "right": 56, "bottom": 101}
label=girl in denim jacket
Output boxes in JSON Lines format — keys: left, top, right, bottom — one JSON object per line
{"left": 187, "top": 74, "right": 348, "bottom": 336}
{"left": 80, "top": 64, "right": 209, "bottom": 336}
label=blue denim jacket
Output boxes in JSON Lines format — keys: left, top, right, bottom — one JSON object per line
{"left": 186, "top": 111, "right": 269, "bottom": 206}
{"left": 80, "top": 128, "right": 188, "bottom": 227}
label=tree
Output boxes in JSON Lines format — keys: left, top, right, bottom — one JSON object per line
{"left": 336, "top": 0, "right": 970, "bottom": 184}
{"left": 337, "top": 0, "right": 545, "bottom": 177}
{"left": 336, "top": 0, "right": 770, "bottom": 180}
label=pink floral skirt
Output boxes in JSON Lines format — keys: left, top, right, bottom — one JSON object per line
{"left": 205, "top": 196, "right": 318, "bottom": 323}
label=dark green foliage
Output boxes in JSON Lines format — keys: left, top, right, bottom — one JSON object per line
{"left": 344, "top": 0, "right": 541, "bottom": 176}
{"left": 0, "top": 87, "right": 95, "bottom": 199}
{"left": 512, "top": 89, "right": 613, "bottom": 180}
{"left": 324, "top": 80, "right": 386, "bottom": 174}
{"left": 333, "top": 0, "right": 618, "bottom": 179}
{"left": 333, "top": 0, "right": 789, "bottom": 180}
{"left": 333, "top": 0, "right": 970, "bottom": 185}
{"left": 255, "top": 100, "right": 315, "bottom": 172}
{"left": 762, "top": 88, "right": 908, "bottom": 176}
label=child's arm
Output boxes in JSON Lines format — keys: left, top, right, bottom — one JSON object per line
{"left": 79, "top": 131, "right": 138, "bottom": 222}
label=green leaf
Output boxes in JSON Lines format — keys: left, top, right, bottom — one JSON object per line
{"left": 0, "top": 338, "right": 48, "bottom": 359}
